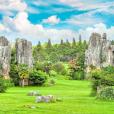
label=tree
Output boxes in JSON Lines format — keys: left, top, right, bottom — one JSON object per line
{"left": 72, "top": 38, "right": 76, "bottom": 47}
{"left": 79, "top": 34, "right": 82, "bottom": 45}
{"left": 9, "top": 64, "right": 19, "bottom": 86}
{"left": 37, "top": 41, "right": 42, "bottom": 50}
{"left": 111, "top": 40, "right": 114, "bottom": 45}
{"left": 46, "top": 39, "right": 52, "bottom": 48}
{"left": 60, "top": 39, "right": 64, "bottom": 45}
{"left": 66, "top": 39, "right": 70, "bottom": 47}
{"left": 18, "top": 64, "right": 29, "bottom": 87}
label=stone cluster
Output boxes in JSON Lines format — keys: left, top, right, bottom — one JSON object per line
{"left": 85, "top": 33, "right": 114, "bottom": 72}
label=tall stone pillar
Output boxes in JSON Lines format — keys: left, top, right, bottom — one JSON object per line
{"left": 0, "top": 36, "right": 11, "bottom": 79}
{"left": 15, "top": 39, "right": 33, "bottom": 68}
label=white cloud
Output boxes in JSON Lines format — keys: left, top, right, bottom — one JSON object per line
{"left": 0, "top": 11, "right": 114, "bottom": 44}
{"left": 0, "top": 0, "right": 27, "bottom": 16}
{"left": 66, "top": 11, "right": 103, "bottom": 27}
{"left": 59, "top": 0, "right": 114, "bottom": 10}
{"left": 43, "top": 15, "right": 60, "bottom": 24}
{"left": 59, "top": 0, "right": 114, "bottom": 14}
{"left": 0, "top": 12, "right": 78, "bottom": 43}
{"left": 0, "top": 24, "right": 5, "bottom": 31}
{"left": 0, "top": 0, "right": 27, "bottom": 11}
{"left": 32, "top": 0, "right": 49, "bottom": 6}
{"left": 79, "top": 23, "right": 114, "bottom": 41}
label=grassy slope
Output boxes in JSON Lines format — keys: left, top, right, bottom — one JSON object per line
{"left": 0, "top": 80, "right": 114, "bottom": 114}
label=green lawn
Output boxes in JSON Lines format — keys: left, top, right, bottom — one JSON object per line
{"left": 0, "top": 80, "right": 114, "bottom": 114}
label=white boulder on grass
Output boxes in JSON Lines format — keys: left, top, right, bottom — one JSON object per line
{"left": 36, "top": 95, "right": 56, "bottom": 103}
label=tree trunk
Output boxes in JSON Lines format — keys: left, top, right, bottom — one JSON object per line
{"left": 22, "top": 78, "right": 25, "bottom": 87}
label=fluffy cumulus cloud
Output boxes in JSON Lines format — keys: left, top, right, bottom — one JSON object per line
{"left": 0, "top": 12, "right": 78, "bottom": 43}
{"left": 79, "top": 23, "right": 114, "bottom": 41}
{"left": 0, "top": 11, "right": 114, "bottom": 44}
{"left": 0, "top": 0, "right": 27, "bottom": 14}
{"left": 0, "top": 0, "right": 113, "bottom": 44}
{"left": 43, "top": 15, "right": 60, "bottom": 24}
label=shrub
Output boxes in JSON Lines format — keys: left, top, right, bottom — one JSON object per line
{"left": 49, "top": 79, "right": 56, "bottom": 85}
{"left": 9, "top": 64, "right": 19, "bottom": 86}
{"left": 50, "top": 70, "right": 57, "bottom": 77}
{"left": 34, "top": 61, "right": 44, "bottom": 71}
{"left": 29, "top": 70, "right": 48, "bottom": 86}
{"left": 70, "top": 71, "right": 84, "bottom": 80}
{"left": 35, "top": 61, "right": 52, "bottom": 76}
{"left": 90, "top": 67, "right": 114, "bottom": 96}
{"left": 4, "top": 79, "right": 14, "bottom": 87}
{"left": 0, "top": 76, "right": 7, "bottom": 93}
{"left": 97, "top": 87, "right": 114, "bottom": 100}
{"left": 45, "top": 78, "right": 56, "bottom": 86}
{"left": 52, "top": 62, "right": 67, "bottom": 75}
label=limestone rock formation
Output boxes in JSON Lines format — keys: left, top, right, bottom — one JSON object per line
{"left": 16, "top": 39, "right": 33, "bottom": 68}
{"left": 0, "top": 36, "right": 11, "bottom": 79}
{"left": 85, "top": 33, "right": 114, "bottom": 71}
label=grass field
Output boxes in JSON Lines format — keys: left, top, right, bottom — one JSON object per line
{"left": 0, "top": 80, "right": 114, "bottom": 114}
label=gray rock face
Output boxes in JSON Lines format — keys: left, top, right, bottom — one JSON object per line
{"left": 16, "top": 39, "right": 33, "bottom": 68}
{"left": 0, "top": 36, "right": 11, "bottom": 79}
{"left": 36, "top": 95, "right": 56, "bottom": 103}
{"left": 85, "top": 33, "right": 114, "bottom": 71}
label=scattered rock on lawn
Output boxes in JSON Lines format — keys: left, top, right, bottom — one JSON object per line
{"left": 27, "top": 91, "right": 41, "bottom": 96}
{"left": 36, "top": 95, "right": 56, "bottom": 103}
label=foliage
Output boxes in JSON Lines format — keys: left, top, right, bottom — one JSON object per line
{"left": 9, "top": 64, "right": 19, "bottom": 86}
{"left": 29, "top": 70, "right": 48, "bottom": 86}
{"left": 97, "top": 87, "right": 114, "bottom": 100}
{"left": 69, "top": 54, "right": 85, "bottom": 80}
{"left": 50, "top": 70, "right": 58, "bottom": 77}
{"left": 90, "top": 66, "right": 114, "bottom": 96}
{"left": 33, "top": 39, "right": 88, "bottom": 63}
{"left": 71, "top": 71, "right": 84, "bottom": 80}
{"left": 52, "top": 62, "right": 67, "bottom": 75}
{"left": 4, "top": 79, "right": 14, "bottom": 87}
{"left": 0, "top": 76, "right": 7, "bottom": 93}
{"left": 18, "top": 64, "right": 29, "bottom": 79}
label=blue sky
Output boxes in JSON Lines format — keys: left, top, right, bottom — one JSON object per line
{"left": 0, "top": 0, "right": 114, "bottom": 44}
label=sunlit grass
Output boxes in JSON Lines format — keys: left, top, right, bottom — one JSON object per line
{"left": 0, "top": 80, "right": 114, "bottom": 114}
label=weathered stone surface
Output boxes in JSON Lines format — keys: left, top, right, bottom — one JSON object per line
{"left": 85, "top": 33, "right": 114, "bottom": 71}
{"left": 36, "top": 95, "right": 56, "bottom": 103}
{"left": 0, "top": 36, "right": 11, "bottom": 79}
{"left": 16, "top": 39, "right": 33, "bottom": 68}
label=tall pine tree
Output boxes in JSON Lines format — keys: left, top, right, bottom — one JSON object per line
{"left": 60, "top": 39, "right": 64, "bottom": 45}
{"left": 72, "top": 37, "right": 76, "bottom": 47}
{"left": 47, "top": 39, "right": 52, "bottom": 48}
{"left": 79, "top": 34, "right": 82, "bottom": 45}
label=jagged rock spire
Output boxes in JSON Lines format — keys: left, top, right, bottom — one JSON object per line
{"left": 85, "top": 32, "right": 114, "bottom": 71}
{"left": 15, "top": 38, "right": 33, "bottom": 68}
{"left": 0, "top": 36, "right": 11, "bottom": 79}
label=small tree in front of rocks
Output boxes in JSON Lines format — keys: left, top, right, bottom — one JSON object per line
{"left": 18, "top": 64, "right": 29, "bottom": 87}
